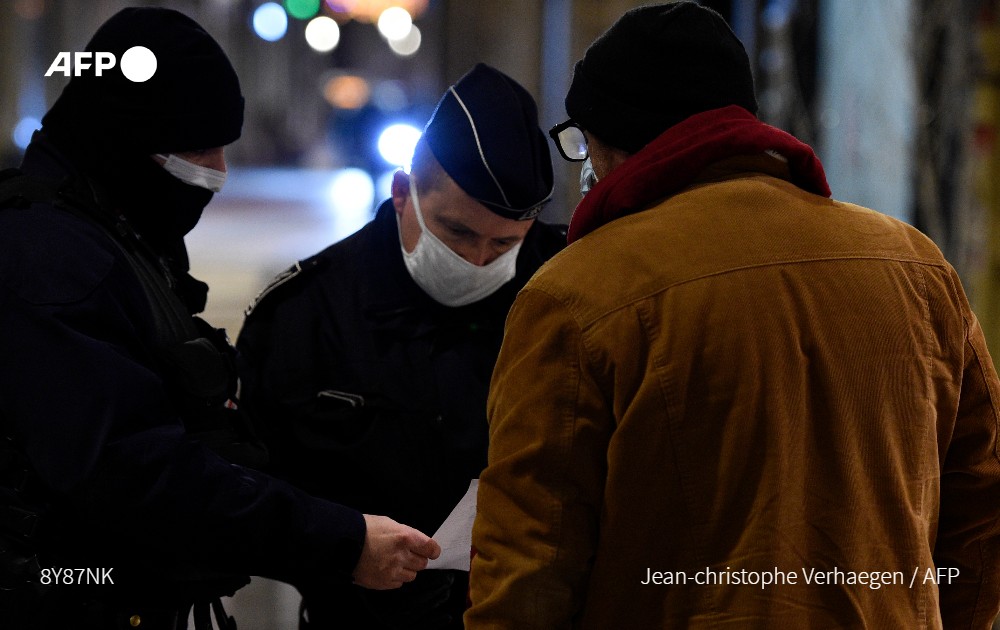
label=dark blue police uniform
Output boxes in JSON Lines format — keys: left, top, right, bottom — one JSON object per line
{"left": 236, "top": 62, "right": 568, "bottom": 630}
{"left": 237, "top": 200, "right": 565, "bottom": 629}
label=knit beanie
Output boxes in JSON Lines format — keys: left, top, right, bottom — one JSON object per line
{"left": 565, "top": 1, "right": 757, "bottom": 154}
{"left": 42, "top": 7, "right": 244, "bottom": 158}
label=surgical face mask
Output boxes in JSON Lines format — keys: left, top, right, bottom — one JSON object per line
{"left": 580, "top": 157, "right": 597, "bottom": 197}
{"left": 155, "top": 154, "right": 227, "bottom": 193}
{"left": 400, "top": 177, "right": 521, "bottom": 307}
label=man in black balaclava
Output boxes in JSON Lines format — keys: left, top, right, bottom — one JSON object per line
{"left": 0, "top": 8, "right": 439, "bottom": 630}
{"left": 39, "top": 5, "right": 246, "bottom": 311}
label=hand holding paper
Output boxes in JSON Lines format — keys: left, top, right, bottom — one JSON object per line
{"left": 426, "top": 479, "right": 478, "bottom": 571}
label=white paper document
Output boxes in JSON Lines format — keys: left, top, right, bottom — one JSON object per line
{"left": 426, "top": 478, "right": 478, "bottom": 571}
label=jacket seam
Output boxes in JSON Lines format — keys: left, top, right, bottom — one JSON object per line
{"left": 915, "top": 264, "right": 932, "bottom": 628}
{"left": 552, "top": 256, "right": 954, "bottom": 330}
{"left": 520, "top": 287, "right": 601, "bottom": 622}
{"left": 955, "top": 308, "right": 1000, "bottom": 630}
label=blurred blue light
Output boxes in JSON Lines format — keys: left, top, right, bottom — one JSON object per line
{"left": 375, "top": 169, "right": 396, "bottom": 201}
{"left": 762, "top": 0, "right": 794, "bottom": 30}
{"left": 12, "top": 117, "right": 41, "bottom": 150}
{"left": 329, "top": 168, "right": 375, "bottom": 213}
{"left": 328, "top": 168, "right": 376, "bottom": 235}
{"left": 253, "top": 3, "right": 288, "bottom": 42}
{"left": 377, "top": 123, "right": 421, "bottom": 169}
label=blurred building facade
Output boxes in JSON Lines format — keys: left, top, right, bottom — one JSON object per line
{"left": 2, "top": 1, "right": 995, "bottom": 253}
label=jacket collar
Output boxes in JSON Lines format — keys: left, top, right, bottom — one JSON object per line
{"left": 567, "top": 105, "right": 831, "bottom": 243}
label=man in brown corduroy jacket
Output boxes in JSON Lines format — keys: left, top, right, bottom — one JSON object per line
{"left": 466, "top": 3, "right": 1000, "bottom": 629}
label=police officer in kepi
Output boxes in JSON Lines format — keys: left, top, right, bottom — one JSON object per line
{"left": 236, "top": 63, "right": 567, "bottom": 629}
{"left": 0, "top": 8, "right": 439, "bottom": 629}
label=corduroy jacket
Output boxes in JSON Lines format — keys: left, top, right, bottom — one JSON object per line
{"left": 467, "top": 157, "right": 1000, "bottom": 629}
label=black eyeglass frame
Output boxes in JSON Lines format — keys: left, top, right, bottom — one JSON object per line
{"left": 548, "top": 120, "right": 588, "bottom": 162}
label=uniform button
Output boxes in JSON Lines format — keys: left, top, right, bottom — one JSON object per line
{"left": 434, "top": 415, "right": 444, "bottom": 425}
{"left": 129, "top": 615, "right": 142, "bottom": 627}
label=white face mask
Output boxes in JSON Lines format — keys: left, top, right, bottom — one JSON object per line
{"left": 154, "top": 154, "right": 227, "bottom": 193}
{"left": 400, "top": 176, "right": 521, "bottom": 307}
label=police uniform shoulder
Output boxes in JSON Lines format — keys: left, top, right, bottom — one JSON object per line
{"left": 243, "top": 255, "right": 326, "bottom": 320}
{"left": 550, "top": 222, "right": 569, "bottom": 239}
{"left": 530, "top": 220, "right": 569, "bottom": 253}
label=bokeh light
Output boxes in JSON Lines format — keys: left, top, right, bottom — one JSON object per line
{"left": 326, "top": 0, "right": 429, "bottom": 23}
{"left": 305, "top": 16, "right": 341, "bottom": 52}
{"left": 377, "top": 7, "right": 412, "bottom": 40}
{"left": 372, "top": 80, "right": 408, "bottom": 112}
{"left": 12, "top": 117, "right": 41, "bottom": 150}
{"left": 377, "top": 123, "right": 421, "bottom": 168}
{"left": 252, "top": 3, "right": 288, "bottom": 41}
{"left": 387, "top": 25, "right": 421, "bottom": 56}
{"left": 323, "top": 75, "right": 371, "bottom": 110}
{"left": 285, "top": 0, "right": 321, "bottom": 20}
{"left": 328, "top": 168, "right": 376, "bottom": 234}
{"left": 375, "top": 169, "right": 397, "bottom": 199}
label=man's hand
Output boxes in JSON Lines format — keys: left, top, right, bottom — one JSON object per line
{"left": 352, "top": 514, "right": 441, "bottom": 590}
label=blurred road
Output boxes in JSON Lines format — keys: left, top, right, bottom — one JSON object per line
{"left": 188, "top": 166, "right": 380, "bottom": 337}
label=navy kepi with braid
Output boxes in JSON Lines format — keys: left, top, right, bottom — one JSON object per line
{"left": 421, "top": 63, "right": 554, "bottom": 220}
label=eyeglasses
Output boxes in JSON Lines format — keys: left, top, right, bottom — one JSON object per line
{"left": 548, "top": 120, "right": 588, "bottom": 162}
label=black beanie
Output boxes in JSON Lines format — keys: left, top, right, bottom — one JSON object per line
{"left": 41, "top": 7, "right": 244, "bottom": 157}
{"left": 422, "top": 64, "right": 554, "bottom": 221}
{"left": 565, "top": 1, "right": 757, "bottom": 154}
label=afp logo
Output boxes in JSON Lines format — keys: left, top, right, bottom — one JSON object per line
{"left": 45, "top": 46, "right": 157, "bottom": 82}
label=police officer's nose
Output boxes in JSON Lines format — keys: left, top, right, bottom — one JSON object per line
{"left": 463, "top": 243, "right": 498, "bottom": 267}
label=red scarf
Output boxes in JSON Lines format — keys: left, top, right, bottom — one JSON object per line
{"left": 567, "top": 105, "right": 832, "bottom": 243}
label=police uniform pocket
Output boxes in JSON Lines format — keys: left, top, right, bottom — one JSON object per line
{"left": 289, "top": 390, "right": 425, "bottom": 513}
{"left": 307, "top": 389, "right": 375, "bottom": 445}
{"left": 316, "top": 389, "right": 365, "bottom": 408}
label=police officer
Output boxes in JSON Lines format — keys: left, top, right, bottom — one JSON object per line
{"left": 0, "top": 8, "right": 438, "bottom": 629}
{"left": 236, "top": 64, "right": 566, "bottom": 629}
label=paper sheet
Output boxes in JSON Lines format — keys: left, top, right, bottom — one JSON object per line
{"left": 426, "top": 478, "right": 478, "bottom": 571}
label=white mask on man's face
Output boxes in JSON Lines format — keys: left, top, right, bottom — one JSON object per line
{"left": 155, "top": 154, "right": 227, "bottom": 192}
{"left": 399, "top": 176, "right": 521, "bottom": 307}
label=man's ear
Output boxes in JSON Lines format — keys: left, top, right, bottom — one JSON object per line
{"left": 390, "top": 169, "right": 410, "bottom": 216}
